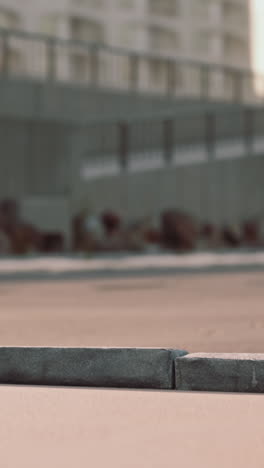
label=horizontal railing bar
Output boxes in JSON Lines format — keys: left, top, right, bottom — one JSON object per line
{"left": 0, "top": 27, "right": 262, "bottom": 80}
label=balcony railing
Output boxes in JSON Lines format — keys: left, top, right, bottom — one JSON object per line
{"left": 0, "top": 27, "right": 263, "bottom": 103}
{"left": 79, "top": 106, "right": 264, "bottom": 179}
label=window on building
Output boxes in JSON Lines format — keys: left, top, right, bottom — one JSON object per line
{"left": 194, "top": 31, "right": 210, "bottom": 55}
{"left": 119, "top": 26, "right": 134, "bottom": 48}
{"left": 118, "top": 23, "right": 143, "bottom": 49}
{"left": 194, "top": 29, "right": 223, "bottom": 57}
{"left": 70, "top": 17, "right": 104, "bottom": 43}
{"left": 0, "top": 8, "right": 22, "bottom": 74}
{"left": 223, "top": 34, "right": 246, "bottom": 63}
{"left": 70, "top": 52, "right": 89, "bottom": 81}
{"left": 0, "top": 8, "right": 20, "bottom": 29}
{"left": 149, "top": 26, "right": 180, "bottom": 53}
{"left": 40, "top": 15, "right": 59, "bottom": 36}
{"left": 192, "top": 0, "right": 211, "bottom": 20}
{"left": 148, "top": 59, "right": 182, "bottom": 91}
{"left": 148, "top": 0, "right": 180, "bottom": 17}
{"left": 195, "top": 31, "right": 219, "bottom": 56}
{"left": 222, "top": 1, "right": 247, "bottom": 25}
{"left": 69, "top": 18, "right": 104, "bottom": 83}
{"left": 71, "top": 0, "right": 105, "bottom": 8}
{"left": 149, "top": 59, "right": 166, "bottom": 88}
{"left": 118, "top": 0, "right": 134, "bottom": 9}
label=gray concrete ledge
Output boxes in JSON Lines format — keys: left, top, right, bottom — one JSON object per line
{"left": 4, "top": 349, "right": 264, "bottom": 392}
{"left": 175, "top": 353, "right": 264, "bottom": 393}
{"left": 0, "top": 347, "right": 187, "bottom": 389}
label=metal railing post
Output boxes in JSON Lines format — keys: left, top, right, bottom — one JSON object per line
{"left": 205, "top": 112, "right": 216, "bottom": 161}
{"left": 200, "top": 64, "right": 209, "bottom": 101}
{"left": 119, "top": 122, "right": 129, "bottom": 171}
{"left": 90, "top": 46, "right": 99, "bottom": 87}
{"left": 129, "top": 54, "right": 139, "bottom": 92}
{"left": 1, "top": 30, "right": 9, "bottom": 77}
{"left": 46, "top": 37, "right": 56, "bottom": 81}
{"left": 244, "top": 108, "right": 254, "bottom": 156}
{"left": 205, "top": 112, "right": 216, "bottom": 223}
{"left": 163, "top": 119, "right": 173, "bottom": 165}
{"left": 166, "top": 60, "right": 175, "bottom": 96}
{"left": 233, "top": 70, "right": 243, "bottom": 103}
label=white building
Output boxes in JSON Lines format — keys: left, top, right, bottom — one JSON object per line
{"left": 0, "top": 0, "right": 253, "bottom": 99}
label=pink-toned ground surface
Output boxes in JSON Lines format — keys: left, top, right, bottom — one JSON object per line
{"left": 1, "top": 271, "right": 264, "bottom": 467}
{"left": 0, "top": 272, "right": 264, "bottom": 351}
{"left": 1, "top": 386, "right": 264, "bottom": 468}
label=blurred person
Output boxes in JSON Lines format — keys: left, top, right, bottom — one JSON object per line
{"left": 8, "top": 222, "right": 42, "bottom": 255}
{"left": 0, "top": 231, "right": 10, "bottom": 254}
{"left": 0, "top": 211, "right": 11, "bottom": 255}
{"left": 73, "top": 208, "right": 105, "bottom": 253}
{"left": 0, "top": 199, "right": 19, "bottom": 232}
{"left": 161, "top": 210, "right": 198, "bottom": 252}
{"left": 101, "top": 211, "right": 121, "bottom": 237}
{"left": 260, "top": 217, "right": 264, "bottom": 246}
{"left": 101, "top": 210, "right": 126, "bottom": 251}
{"left": 243, "top": 219, "right": 261, "bottom": 247}
{"left": 222, "top": 224, "right": 242, "bottom": 248}
{"left": 0, "top": 199, "right": 42, "bottom": 255}
{"left": 199, "top": 223, "right": 223, "bottom": 250}
{"left": 125, "top": 216, "right": 162, "bottom": 253}
{"left": 124, "top": 220, "right": 147, "bottom": 252}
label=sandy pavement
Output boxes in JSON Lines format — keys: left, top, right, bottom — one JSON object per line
{"left": 0, "top": 271, "right": 264, "bottom": 352}
{"left": 1, "top": 271, "right": 264, "bottom": 467}
{"left": 1, "top": 386, "right": 264, "bottom": 468}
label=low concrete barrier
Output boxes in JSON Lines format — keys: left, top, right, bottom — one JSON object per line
{"left": 3, "top": 348, "right": 264, "bottom": 392}
{"left": 0, "top": 347, "right": 187, "bottom": 389}
{"left": 175, "top": 353, "right": 264, "bottom": 393}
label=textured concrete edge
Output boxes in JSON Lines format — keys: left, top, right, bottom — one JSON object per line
{"left": 175, "top": 353, "right": 264, "bottom": 393}
{"left": 3, "top": 349, "right": 264, "bottom": 392}
{"left": 0, "top": 264, "right": 264, "bottom": 283}
{"left": 0, "top": 347, "right": 187, "bottom": 390}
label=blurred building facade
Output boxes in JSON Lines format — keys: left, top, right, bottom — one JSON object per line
{"left": 0, "top": 0, "right": 251, "bottom": 67}
{"left": 0, "top": 0, "right": 258, "bottom": 242}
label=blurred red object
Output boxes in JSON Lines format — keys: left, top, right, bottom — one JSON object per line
{"left": 243, "top": 220, "right": 260, "bottom": 246}
{"left": 0, "top": 199, "right": 19, "bottom": 232}
{"left": 101, "top": 211, "right": 121, "bottom": 236}
{"left": 221, "top": 225, "right": 242, "bottom": 248}
{"left": 161, "top": 211, "right": 198, "bottom": 251}
{"left": 144, "top": 229, "right": 162, "bottom": 244}
{"left": 8, "top": 223, "right": 42, "bottom": 255}
{"left": 41, "top": 233, "right": 65, "bottom": 253}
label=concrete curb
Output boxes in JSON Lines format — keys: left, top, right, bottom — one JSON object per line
{"left": 1, "top": 252, "right": 264, "bottom": 283}
{"left": 175, "top": 353, "right": 264, "bottom": 393}
{"left": 2, "top": 349, "right": 264, "bottom": 393}
{"left": 0, "top": 347, "right": 187, "bottom": 389}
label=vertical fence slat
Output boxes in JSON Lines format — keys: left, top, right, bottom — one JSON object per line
{"left": 129, "top": 54, "right": 139, "bottom": 92}
{"left": 1, "top": 30, "right": 9, "bottom": 77}
{"left": 200, "top": 64, "right": 210, "bottom": 101}
{"left": 90, "top": 46, "right": 99, "bottom": 87}
{"left": 46, "top": 38, "right": 56, "bottom": 81}
{"left": 163, "top": 119, "right": 173, "bottom": 165}
{"left": 119, "top": 122, "right": 129, "bottom": 171}
{"left": 244, "top": 108, "right": 254, "bottom": 156}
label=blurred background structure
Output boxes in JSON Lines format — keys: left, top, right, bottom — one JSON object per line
{"left": 0, "top": 1, "right": 253, "bottom": 68}
{"left": 0, "top": 0, "right": 263, "bottom": 256}
{"left": 0, "top": 0, "right": 255, "bottom": 96}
